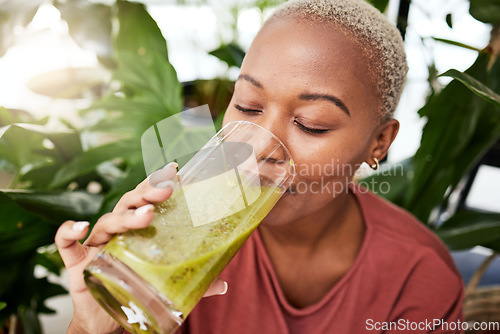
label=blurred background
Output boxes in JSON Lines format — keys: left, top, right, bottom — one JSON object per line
{"left": 0, "top": 0, "right": 499, "bottom": 333}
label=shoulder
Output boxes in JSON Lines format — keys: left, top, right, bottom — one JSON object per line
{"left": 351, "top": 185, "right": 465, "bottom": 325}
{"left": 352, "top": 184, "right": 458, "bottom": 270}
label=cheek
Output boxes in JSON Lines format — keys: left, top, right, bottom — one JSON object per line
{"left": 287, "top": 129, "right": 367, "bottom": 184}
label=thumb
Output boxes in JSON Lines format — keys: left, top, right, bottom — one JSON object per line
{"left": 55, "top": 220, "right": 90, "bottom": 268}
{"left": 204, "top": 278, "right": 228, "bottom": 297}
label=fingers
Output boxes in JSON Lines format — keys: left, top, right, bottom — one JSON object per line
{"left": 148, "top": 162, "right": 179, "bottom": 188}
{"left": 204, "top": 279, "right": 228, "bottom": 297}
{"left": 84, "top": 204, "right": 155, "bottom": 247}
{"left": 55, "top": 220, "right": 90, "bottom": 268}
{"left": 113, "top": 162, "right": 178, "bottom": 213}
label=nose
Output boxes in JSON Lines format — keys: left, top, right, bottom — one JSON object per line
{"left": 221, "top": 119, "right": 294, "bottom": 188}
{"left": 252, "top": 111, "right": 287, "bottom": 147}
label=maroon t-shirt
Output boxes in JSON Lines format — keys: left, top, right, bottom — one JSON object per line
{"left": 178, "top": 186, "right": 465, "bottom": 334}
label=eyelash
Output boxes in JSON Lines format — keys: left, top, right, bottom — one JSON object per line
{"left": 234, "top": 104, "right": 329, "bottom": 135}
{"left": 235, "top": 104, "right": 262, "bottom": 114}
{"left": 293, "top": 120, "right": 329, "bottom": 134}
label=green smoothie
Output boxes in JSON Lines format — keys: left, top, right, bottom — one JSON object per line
{"left": 87, "top": 178, "right": 281, "bottom": 333}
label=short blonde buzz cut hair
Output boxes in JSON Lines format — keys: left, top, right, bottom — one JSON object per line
{"left": 267, "top": 0, "right": 408, "bottom": 121}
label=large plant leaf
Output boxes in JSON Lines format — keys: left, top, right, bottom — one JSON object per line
{"left": 82, "top": 0, "right": 183, "bottom": 152}
{"left": 49, "top": 140, "right": 139, "bottom": 188}
{"left": 435, "top": 211, "right": 500, "bottom": 250}
{"left": 0, "top": 193, "right": 57, "bottom": 261}
{"left": 112, "top": 1, "right": 182, "bottom": 113}
{"left": 0, "top": 124, "right": 54, "bottom": 178}
{"left": 360, "top": 158, "right": 413, "bottom": 207}
{"left": 97, "top": 162, "right": 147, "bottom": 215}
{"left": 113, "top": 52, "right": 182, "bottom": 116}
{"left": 440, "top": 69, "right": 500, "bottom": 108}
{"left": 114, "top": 0, "right": 168, "bottom": 61}
{"left": 0, "top": 258, "right": 67, "bottom": 328}
{"left": 405, "top": 54, "right": 500, "bottom": 223}
{"left": 0, "top": 302, "right": 5, "bottom": 311}
{"left": 469, "top": 0, "right": 500, "bottom": 24}
{"left": 0, "top": 107, "right": 43, "bottom": 127}
{"left": 0, "top": 123, "right": 83, "bottom": 188}
{"left": 2, "top": 190, "right": 103, "bottom": 223}
{"left": 35, "top": 251, "right": 64, "bottom": 276}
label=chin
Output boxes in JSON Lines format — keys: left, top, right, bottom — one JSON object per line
{"left": 259, "top": 191, "right": 295, "bottom": 227}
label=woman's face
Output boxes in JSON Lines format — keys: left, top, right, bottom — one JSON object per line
{"left": 223, "top": 18, "right": 384, "bottom": 226}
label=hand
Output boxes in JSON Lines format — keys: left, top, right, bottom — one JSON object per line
{"left": 55, "top": 163, "right": 228, "bottom": 333}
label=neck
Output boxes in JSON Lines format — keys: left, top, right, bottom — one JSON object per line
{"left": 259, "top": 190, "right": 363, "bottom": 253}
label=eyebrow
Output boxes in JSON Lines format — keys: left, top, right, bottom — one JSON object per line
{"left": 237, "top": 74, "right": 350, "bottom": 116}
{"left": 237, "top": 74, "right": 264, "bottom": 89}
{"left": 299, "top": 93, "right": 350, "bottom": 116}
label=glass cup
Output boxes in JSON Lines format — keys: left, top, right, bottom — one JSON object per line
{"left": 84, "top": 121, "right": 295, "bottom": 334}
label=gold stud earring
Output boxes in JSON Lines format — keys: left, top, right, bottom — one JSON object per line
{"left": 370, "top": 157, "right": 379, "bottom": 171}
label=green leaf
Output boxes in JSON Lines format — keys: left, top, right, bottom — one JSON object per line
{"left": 0, "top": 124, "right": 54, "bottom": 177}
{"left": 209, "top": 43, "right": 246, "bottom": 68}
{"left": 34, "top": 277, "right": 67, "bottom": 314}
{"left": 114, "top": 0, "right": 168, "bottom": 61}
{"left": 0, "top": 302, "right": 6, "bottom": 311}
{"left": 0, "top": 107, "right": 38, "bottom": 127}
{"left": 113, "top": 52, "right": 182, "bottom": 115}
{"left": 107, "top": 0, "right": 183, "bottom": 118}
{"left": 35, "top": 251, "right": 64, "bottom": 276}
{"left": 436, "top": 211, "right": 500, "bottom": 250}
{"left": 365, "top": 0, "right": 390, "bottom": 12}
{"left": 440, "top": 69, "right": 500, "bottom": 108}
{"left": 431, "top": 37, "right": 483, "bottom": 52}
{"left": 469, "top": 0, "right": 500, "bottom": 23}
{"left": 0, "top": 123, "right": 83, "bottom": 188}
{"left": 405, "top": 54, "right": 500, "bottom": 223}
{"left": 0, "top": 194, "right": 58, "bottom": 266}
{"left": 97, "top": 162, "right": 146, "bottom": 215}
{"left": 49, "top": 140, "right": 140, "bottom": 188}
{"left": 360, "top": 158, "right": 413, "bottom": 207}
{"left": 0, "top": 254, "right": 67, "bottom": 326}
{"left": 2, "top": 190, "right": 103, "bottom": 223}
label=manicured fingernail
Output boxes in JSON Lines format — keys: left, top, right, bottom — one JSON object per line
{"left": 163, "top": 162, "right": 178, "bottom": 170}
{"left": 72, "top": 221, "right": 89, "bottom": 232}
{"left": 156, "top": 180, "right": 177, "bottom": 189}
{"left": 135, "top": 204, "right": 155, "bottom": 216}
{"left": 219, "top": 281, "right": 228, "bottom": 295}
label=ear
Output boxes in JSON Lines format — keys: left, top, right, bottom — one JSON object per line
{"left": 367, "top": 119, "right": 399, "bottom": 165}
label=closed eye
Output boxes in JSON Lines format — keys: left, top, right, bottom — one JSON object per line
{"left": 294, "top": 119, "right": 330, "bottom": 134}
{"left": 235, "top": 104, "right": 262, "bottom": 114}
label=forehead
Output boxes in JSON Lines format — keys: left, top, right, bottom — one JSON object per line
{"left": 239, "top": 17, "right": 380, "bottom": 116}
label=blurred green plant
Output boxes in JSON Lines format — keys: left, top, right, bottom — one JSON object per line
{"left": 0, "top": 0, "right": 188, "bottom": 332}
{"left": 364, "top": 0, "right": 500, "bottom": 253}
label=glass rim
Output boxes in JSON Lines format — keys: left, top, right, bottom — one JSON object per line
{"left": 222, "top": 120, "right": 296, "bottom": 179}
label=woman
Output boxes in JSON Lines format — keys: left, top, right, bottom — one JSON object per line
{"left": 55, "top": 0, "right": 465, "bottom": 333}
